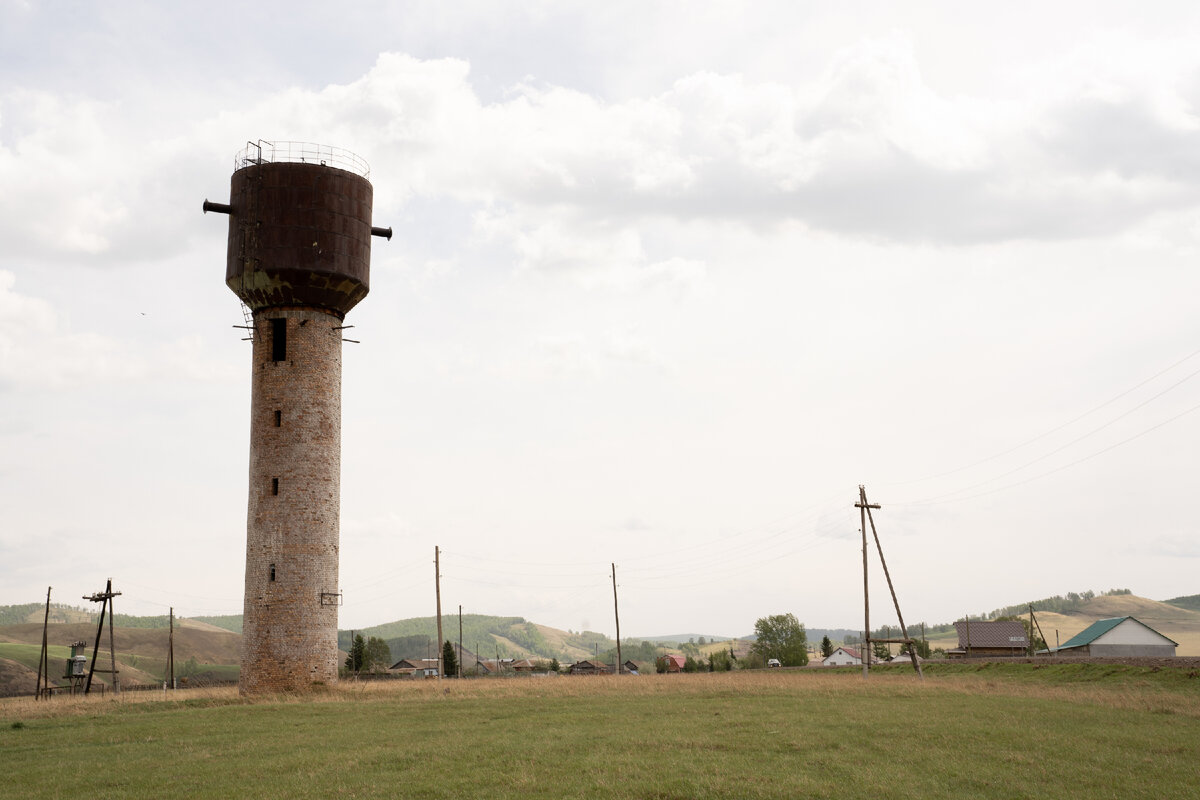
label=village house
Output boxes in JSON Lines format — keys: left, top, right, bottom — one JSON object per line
{"left": 659, "top": 654, "right": 686, "bottom": 673}
{"left": 822, "top": 646, "right": 862, "bottom": 667}
{"left": 388, "top": 658, "right": 439, "bottom": 678}
{"left": 568, "top": 659, "right": 612, "bottom": 675}
{"left": 946, "top": 620, "right": 1029, "bottom": 658}
{"left": 1044, "top": 617, "right": 1177, "bottom": 658}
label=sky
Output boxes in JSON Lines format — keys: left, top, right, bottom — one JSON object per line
{"left": 2, "top": 1, "right": 1199, "bottom": 640}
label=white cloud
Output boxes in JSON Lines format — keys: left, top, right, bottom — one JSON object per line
{"left": 7, "top": 33, "right": 1199, "bottom": 281}
{"left": 0, "top": 271, "right": 236, "bottom": 392}
{"left": 0, "top": 271, "right": 137, "bottom": 390}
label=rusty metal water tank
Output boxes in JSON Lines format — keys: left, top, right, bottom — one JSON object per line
{"left": 205, "top": 141, "right": 391, "bottom": 318}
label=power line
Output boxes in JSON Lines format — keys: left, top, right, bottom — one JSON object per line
{"left": 893, "top": 344, "right": 1200, "bottom": 486}
{"left": 898, "top": 399, "right": 1200, "bottom": 506}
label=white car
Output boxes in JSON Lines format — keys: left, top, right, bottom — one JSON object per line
{"left": 766, "top": 658, "right": 781, "bottom": 668}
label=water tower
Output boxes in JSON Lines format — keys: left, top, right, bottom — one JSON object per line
{"left": 205, "top": 140, "right": 390, "bottom": 693}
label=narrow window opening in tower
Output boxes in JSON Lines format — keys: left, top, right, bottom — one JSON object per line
{"left": 271, "top": 318, "right": 287, "bottom": 362}
{"left": 272, "top": 477, "right": 279, "bottom": 496}
{"left": 274, "top": 410, "right": 282, "bottom": 427}
{"left": 269, "top": 564, "right": 276, "bottom": 582}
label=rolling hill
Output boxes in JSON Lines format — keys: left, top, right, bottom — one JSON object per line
{"left": 337, "top": 615, "right": 620, "bottom": 665}
{"left": 916, "top": 593, "right": 1200, "bottom": 655}
{"left": 3, "top": 588, "right": 1197, "bottom": 695}
{"left": 0, "top": 620, "right": 241, "bottom": 697}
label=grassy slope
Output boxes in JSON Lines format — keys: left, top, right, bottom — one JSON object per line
{"left": 4, "top": 589, "right": 1198, "bottom": 690}
{"left": 344, "top": 616, "right": 617, "bottom": 664}
{"left": 3, "top": 668, "right": 1199, "bottom": 799}
{"left": 0, "top": 623, "right": 241, "bottom": 695}
{"left": 1164, "top": 594, "right": 1200, "bottom": 612}
{"left": 918, "top": 594, "right": 1200, "bottom": 656}
{"left": 532, "top": 624, "right": 593, "bottom": 662}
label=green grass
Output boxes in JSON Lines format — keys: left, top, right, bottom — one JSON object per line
{"left": 0, "top": 642, "right": 72, "bottom": 674}
{"left": 3, "top": 669, "right": 1199, "bottom": 799}
{"left": 880, "top": 659, "right": 1200, "bottom": 688}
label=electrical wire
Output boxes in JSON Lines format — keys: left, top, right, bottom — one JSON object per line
{"left": 898, "top": 399, "right": 1200, "bottom": 506}
{"left": 893, "top": 344, "right": 1200, "bottom": 485}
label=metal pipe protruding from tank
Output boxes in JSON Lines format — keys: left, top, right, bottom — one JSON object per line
{"left": 371, "top": 226, "right": 392, "bottom": 240}
{"left": 203, "top": 200, "right": 232, "bottom": 215}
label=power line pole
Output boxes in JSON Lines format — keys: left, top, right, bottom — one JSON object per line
{"left": 1029, "top": 603, "right": 1050, "bottom": 657}
{"left": 857, "top": 486, "right": 922, "bottom": 679}
{"left": 167, "top": 607, "right": 175, "bottom": 690}
{"left": 84, "top": 579, "right": 122, "bottom": 695}
{"left": 612, "top": 563, "right": 622, "bottom": 675}
{"left": 856, "top": 487, "right": 878, "bottom": 678}
{"left": 36, "top": 586, "right": 51, "bottom": 700}
{"left": 435, "top": 546, "right": 443, "bottom": 681}
{"left": 458, "top": 605, "right": 463, "bottom": 679}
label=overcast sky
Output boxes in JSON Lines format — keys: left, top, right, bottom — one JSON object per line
{"left": 3, "top": 1, "right": 1199, "bottom": 639}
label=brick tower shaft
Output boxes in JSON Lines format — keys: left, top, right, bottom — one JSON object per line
{"left": 241, "top": 308, "right": 343, "bottom": 691}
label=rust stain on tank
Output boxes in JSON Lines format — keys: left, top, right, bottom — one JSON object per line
{"left": 224, "top": 162, "right": 374, "bottom": 316}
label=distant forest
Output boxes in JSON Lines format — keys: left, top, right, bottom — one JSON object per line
{"left": 1164, "top": 594, "right": 1200, "bottom": 612}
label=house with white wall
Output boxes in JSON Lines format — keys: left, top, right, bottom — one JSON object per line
{"left": 1045, "top": 617, "right": 1177, "bottom": 657}
{"left": 822, "top": 646, "right": 862, "bottom": 666}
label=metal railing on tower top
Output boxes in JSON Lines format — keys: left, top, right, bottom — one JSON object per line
{"left": 234, "top": 139, "right": 370, "bottom": 178}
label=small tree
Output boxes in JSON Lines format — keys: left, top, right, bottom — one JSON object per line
{"left": 550, "top": 658, "right": 560, "bottom": 673}
{"left": 344, "top": 634, "right": 366, "bottom": 673}
{"left": 179, "top": 656, "right": 200, "bottom": 679}
{"left": 749, "top": 613, "right": 809, "bottom": 666}
{"left": 442, "top": 640, "right": 458, "bottom": 677}
{"left": 820, "top": 635, "right": 834, "bottom": 658}
{"left": 683, "top": 655, "right": 701, "bottom": 673}
{"left": 364, "top": 636, "right": 392, "bottom": 672}
{"left": 709, "top": 648, "right": 733, "bottom": 672}
{"left": 872, "top": 641, "right": 890, "bottom": 661}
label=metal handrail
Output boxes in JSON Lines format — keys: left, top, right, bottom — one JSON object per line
{"left": 234, "top": 139, "right": 370, "bottom": 178}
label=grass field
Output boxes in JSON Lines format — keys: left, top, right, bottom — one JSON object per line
{"left": 4, "top": 665, "right": 1199, "bottom": 799}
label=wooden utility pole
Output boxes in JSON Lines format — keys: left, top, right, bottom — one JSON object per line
{"left": 1029, "top": 604, "right": 1050, "bottom": 657}
{"left": 84, "top": 579, "right": 122, "bottom": 695}
{"left": 856, "top": 487, "right": 878, "bottom": 678}
{"left": 612, "top": 563, "right": 623, "bottom": 675}
{"left": 167, "top": 607, "right": 175, "bottom": 690}
{"left": 435, "top": 546, "right": 443, "bottom": 680}
{"left": 458, "top": 605, "right": 463, "bottom": 679}
{"left": 36, "top": 586, "right": 51, "bottom": 700}
{"left": 857, "top": 486, "right": 922, "bottom": 679}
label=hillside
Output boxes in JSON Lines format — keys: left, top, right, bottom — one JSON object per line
{"left": 338, "top": 615, "right": 618, "bottom": 664}
{"left": 1164, "top": 594, "right": 1200, "bottom": 613}
{"left": 3, "top": 588, "right": 1197, "bottom": 697}
{"left": 0, "top": 603, "right": 94, "bottom": 626}
{"left": 918, "top": 593, "right": 1200, "bottom": 656}
{"left": 0, "top": 621, "right": 241, "bottom": 697}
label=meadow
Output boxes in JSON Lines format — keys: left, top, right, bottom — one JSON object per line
{"left": 3, "top": 665, "right": 1199, "bottom": 799}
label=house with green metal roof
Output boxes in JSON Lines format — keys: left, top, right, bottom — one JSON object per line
{"left": 1043, "top": 616, "right": 1176, "bottom": 658}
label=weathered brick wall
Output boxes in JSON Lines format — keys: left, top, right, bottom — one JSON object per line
{"left": 241, "top": 308, "right": 342, "bottom": 693}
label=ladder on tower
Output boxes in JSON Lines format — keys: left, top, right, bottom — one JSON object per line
{"left": 236, "top": 302, "right": 254, "bottom": 341}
